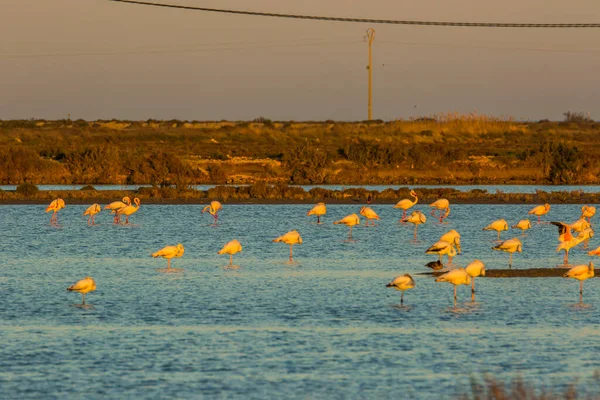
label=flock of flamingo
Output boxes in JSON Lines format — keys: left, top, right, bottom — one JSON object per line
{"left": 45, "top": 192, "right": 598, "bottom": 307}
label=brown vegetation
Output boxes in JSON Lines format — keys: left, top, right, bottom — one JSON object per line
{"left": 0, "top": 114, "right": 599, "bottom": 185}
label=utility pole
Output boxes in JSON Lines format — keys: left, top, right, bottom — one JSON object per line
{"left": 366, "top": 28, "right": 376, "bottom": 120}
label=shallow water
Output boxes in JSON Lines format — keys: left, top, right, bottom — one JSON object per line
{"left": 1, "top": 204, "right": 600, "bottom": 398}
{"left": 2, "top": 183, "right": 600, "bottom": 193}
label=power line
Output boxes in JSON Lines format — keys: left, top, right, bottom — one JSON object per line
{"left": 109, "top": 0, "right": 600, "bottom": 28}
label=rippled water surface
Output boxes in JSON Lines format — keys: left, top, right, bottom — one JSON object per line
{"left": 2, "top": 204, "right": 600, "bottom": 398}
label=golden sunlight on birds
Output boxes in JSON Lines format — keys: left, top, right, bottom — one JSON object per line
{"left": 429, "top": 198, "right": 450, "bottom": 223}
{"left": 104, "top": 196, "right": 131, "bottom": 224}
{"left": 67, "top": 276, "right": 96, "bottom": 305}
{"left": 439, "top": 230, "right": 461, "bottom": 255}
{"left": 307, "top": 202, "right": 327, "bottom": 224}
{"left": 394, "top": 190, "right": 418, "bottom": 220}
{"left": 273, "top": 230, "right": 302, "bottom": 262}
{"left": 119, "top": 198, "right": 140, "bottom": 224}
{"left": 333, "top": 213, "right": 360, "bottom": 241}
{"left": 492, "top": 238, "right": 522, "bottom": 267}
{"left": 528, "top": 203, "right": 551, "bottom": 223}
{"left": 564, "top": 261, "right": 594, "bottom": 302}
{"left": 512, "top": 219, "right": 532, "bottom": 234}
{"left": 426, "top": 240, "right": 457, "bottom": 266}
{"left": 359, "top": 206, "right": 380, "bottom": 226}
{"left": 218, "top": 239, "right": 243, "bottom": 266}
{"left": 402, "top": 210, "right": 426, "bottom": 241}
{"left": 581, "top": 205, "right": 596, "bottom": 222}
{"left": 465, "top": 260, "right": 486, "bottom": 297}
{"left": 483, "top": 219, "right": 509, "bottom": 241}
{"left": 45, "top": 198, "right": 65, "bottom": 225}
{"left": 152, "top": 243, "right": 185, "bottom": 270}
{"left": 203, "top": 200, "right": 223, "bottom": 224}
{"left": 386, "top": 274, "right": 415, "bottom": 305}
{"left": 435, "top": 268, "right": 471, "bottom": 303}
{"left": 83, "top": 204, "right": 101, "bottom": 225}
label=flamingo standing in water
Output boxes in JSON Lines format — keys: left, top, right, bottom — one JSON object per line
{"left": 582, "top": 205, "right": 596, "bottom": 223}
{"left": 83, "top": 204, "right": 101, "bottom": 225}
{"left": 435, "top": 268, "right": 471, "bottom": 304}
{"left": 402, "top": 210, "right": 426, "bottom": 241}
{"left": 429, "top": 198, "right": 450, "bottom": 223}
{"left": 272, "top": 230, "right": 302, "bottom": 262}
{"left": 104, "top": 196, "right": 131, "bottom": 224}
{"left": 425, "top": 240, "right": 457, "bottom": 266}
{"left": 333, "top": 214, "right": 360, "bottom": 240}
{"left": 118, "top": 198, "right": 140, "bottom": 224}
{"left": 386, "top": 274, "right": 415, "bottom": 305}
{"left": 439, "top": 230, "right": 462, "bottom": 256}
{"left": 218, "top": 239, "right": 243, "bottom": 265}
{"left": 512, "top": 219, "right": 532, "bottom": 234}
{"left": 528, "top": 203, "right": 551, "bottom": 223}
{"left": 67, "top": 276, "right": 96, "bottom": 305}
{"left": 564, "top": 261, "right": 594, "bottom": 302}
{"left": 203, "top": 201, "right": 223, "bottom": 224}
{"left": 577, "top": 228, "right": 594, "bottom": 250}
{"left": 307, "top": 203, "right": 327, "bottom": 224}
{"left": 394, "top": 190, "right": 418, "bottom": 220}
{"left": 492, "top": 238, "right": 522, "bottom": 267}
{"left": 483, "top": 219, "right": 509, "bottom": 241}
{"left": 152, "top": 243, "right": 185, "bottom": 270}
{"left": 465, "top": 260, "right": 486, "bottom": 297}
{"left": 360, "top": 206, "right": 380, "bottom": 226}
{"left": 46, "top": 198, "right": 65, "bottom": 225}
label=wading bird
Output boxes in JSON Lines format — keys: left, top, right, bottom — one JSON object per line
{"left": 578, "top": 228, "right": 594, "bottom": 250}
{"left": 439, "top": 230, "right": 462, "bottom": 255}
{"left": 435, "top": 268, "right": 471, "bottom": 303}
{"left": 402, "top": 210, "right": 426, "bottom": 241}
{"left": 218, "top": 239, "right": 243, "bottom": 265}
{"left": 588, "top": 246, "right": 600, "bottom": 256}
{"left": 104, "top": 196, "right": 131, "bottom": 224}
{"left": 203, "top": 201, "right": 223, "bottom": 224}
{"left": 465, "top": 260, "right": 486, "bottom": 296}
{"left": 306, "top": 203, "right": 327, "bottom": 224}
{"left": 333, "top": 214, "right": 360, "bottom": 241}
{"left": 512, "top": 219, "right": 532, "bottom": 234}
{"left": 425, "top": 260, "right": 443, "bottom": 271}
{"left": 557, "top": 236, "right": 586, "bottom": 266}
{"left": 46, "top": 198, "right": 65, "bottom": 225}
{"left": 429, "top": 198, "right": 450, "bottom": 223}
{"left": 119, "top": 198, "right": 140, "bottom": 224}
{"left": 67, "top": 276, "right": 96, "bottom": 305}
{"left": 564, "top": 261, "right": 594, "bottom": 301}
{"left": 492, "top": 238, "right": 522, "bottom": 267}
{"left": 570, "top": 218, "right": 591, "bottom": 234}
{"left": 359, "top": 206, "right": 380, "bottom": 226}
{"left": 386, "top": 274, "right": 415, "bottom": 305}
{"left": 528, "top": 203, "right": 551, "bottom": 223}
{"left": 394, "top": 190, "right": 418, "bottom": 220}
{"left": 581, "top": 205, "right": 596, "bottom": 222}
{"left": 273, "top": 230, "right": 302, "bottom": 262}
{"left": 425, "top": 240, "right": 458, "bottom": 266}
{"left": 83, "top": 204, "right": 101, "bottom": 225}
{"left": 551, "top": 221, "right": 574, "bottom": 243}
{"left": 483, "top": 219, "right": 509, "bottom": 241}
{"left": 152, "top": 243, "right": 185, "bottom": 270}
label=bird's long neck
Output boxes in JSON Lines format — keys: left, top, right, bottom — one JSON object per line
{"left": 412, "top": 194, "right": 418, "bottom": 206}
{"left": 448, "top": 246, "right": 457, "bottom": 257}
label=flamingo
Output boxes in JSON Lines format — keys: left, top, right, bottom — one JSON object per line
{"left": 218, "top": 239, "right": 243, "bottom": 265}
{"left": 512, "top": 219, "right": 532, "bottom": 234}
{"left": 119, "top": 198, "right": 140, "bottom": 224}
{"left": 333, "top": 214, "right": 360, "bottom": 240}
{"left": 570, "top": 218, "right": 591, "bottom": 234}
{"left": 483, "top": 219, "right": 509, "bottom": 241}
{"left": 83, "top": 204, "right": 101, "bottom": 225}
{"left": 45, "top": 198, "right": 65, "bottom": 225}
{"left": 588, "top": 246, "right": 600, "bottom": 256}
{"left": 152, "top": 243, "right": 185, "bottom": 269}
{"left": 582, "top": 205, "right": 596, "bottom": 223}
{"left": 425, "top": 260, "right": 444, "bottom": 271}
{"left": 429, "top": 198, "right": 450, "bottom": 223}
{"left": 425, "top": 240, "right": 457, "bottom": 266}
{"left": 386, "top": 274, "right": 416, "bottom": 305}
{"left": 203, "top": 201, "right": 223, "bottom": 224}
{"left": 394, "top": 190, "right": 418, "bottom": 220}
{"left": 556, "top": 236, "right": 586, "bottom": 266}
{"left": 307, "top": 203, "right": 327, "bottom": 224}
{"left": 439, "top": 230, "right": 462, "bottom": 255}
{"left": 402, "top": 210, "right": 426, "bottom": 241}
{"left": 435, "top": 268, "right": 471, "bottom": 303}
{"left": 104, "top": 197, "right": 131, "bottom": 224}
{"left": 578, "top": 227, "right": 594, "bottom": 250}
{"left": 465, "top": 260, "right": 486, "bottom": 296}
{"left": 359, "top": 206, "right": 380, "bottom": 226}
{"left": 492, "top": 238, "right": 522, "bottom": 267}
{"left": 67, "top": 276, "right": 96, "bottom": 305}
{"left": 273, "top": 230, "right": 302, "bottom": 262}
{"left": 528, "top": 203, "right": 551, "bottom": 223}
{"left": 564, "top": 261, "right": 594, "bottom": 301}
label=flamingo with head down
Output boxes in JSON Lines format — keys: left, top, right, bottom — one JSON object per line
{"left": 492, "top": 238, "right": 522, "bottom": 267}
{"left": 272, "top": 230, "right": 302, "bottom": 262}
{"left": 528, "top": 203, "right": 550, "bottom": 223}
{"left": 512, "top": 219, "right": 532, "bottom": 234}
{"left": 152, "top": 243, "right": 185, "bottom": 270}
{"left": 333, "top": 214, "right": 360, "bottom": 241}
{"left": 104, "top": 197, "right": 131, "bottom": 224}
{"left": 360, "top": 206, "right": 380, "bottom": 226}
{"left": 46, "top": 198, "right": 65, "bottom": 225}
{"left": 402, "top": 210, "right": 426, "bottom": 241}
{"left": 83, "top": 204, "right": 101, "bottom": 225}
{"left": 425, "top": 240, "right": 457, "bottom": 266}
{"left": 429, "top": 198, "right": 450, "bottom": 223}
{"left": 218, "top": 240, "right": 243, "bottom": 265}
{"left": 435, "top": 268, "right": 471, "bottom": 304}
{"left": 203, "top": 201, "right": 223, "bottom": 224}
{"left": 306, "top": 203, "right": 327, "bottom": 224}
{"left": 564, "top": 261, "right": 594, "bottom": 302}
{"left": 386, "top": 274, "right": 415, "bottom": 305}
{"left": 581, "top": 205, "right": 596, "bottom": 223}
{"left": 483, "top": 219, "right": 509, "bottom": 241}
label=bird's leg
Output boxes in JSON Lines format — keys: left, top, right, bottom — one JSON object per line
{"left": 82, "top": 293, "right": 86, "bottom": 305}
{"left": 580, "top": 280, "right": 583, "bottom": 296}
{"left": 471, "top": 278, "right": 475, "bottom": 294}
{"left": 453, "top": 285, "right": 457, "bottom": 300}
{"left": 229, "top": 254, "right": 233, "bottom": 266}
{"left": 564, "top": 250, "right": 569, "bottom": 265}
{"left": 402, "top": 210, "right": 407, "bottom": 221}
{"left": 167, "top": 259, "right": 171, "bottom": 269}
{"left": 401, "top": 292, "right": 404, "bottom": 305}
{"left": 126, "top": 216, "right": 130, "bottom": 224}
{"left": 348, "top": 226, "right": 353, "bottom": 240}
{"left": 317, "top": 215, "right": 320, "bottom": 224}
{"left": 584, "top": 239, "right": 589, "bottom": 250}
{"left": 413, "top": 225, "right": 418, "bottom": 241}
{"left": 448, "top": 255, "right": 453, "bottom": 266}
{"left": 497, "top": 231, "right": 501, "bottom": 241}
{"left": 289, "top": 245, "right": 293, "bottom": 262}
{"left": 537, "top": 216, "right": 541, "bottom": 224}
{"left": 509, "top": 253, "right": 513, "bottom": 268}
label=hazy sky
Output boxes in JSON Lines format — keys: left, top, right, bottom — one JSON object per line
{"left": 2, "top": 0, "right": 599, "bottom": 121}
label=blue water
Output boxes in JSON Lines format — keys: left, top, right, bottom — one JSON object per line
{"left": 2, "top": 184, "right": 600, "bottom": 193}
{"left": 1, "top": 203, "right": 600, "bottom": 399}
